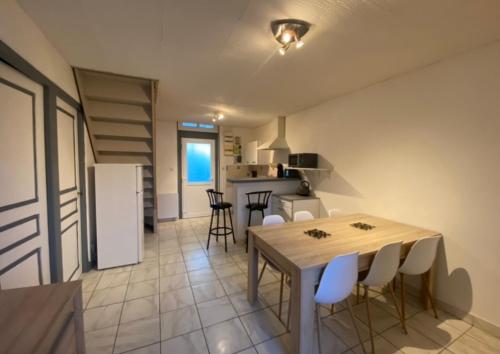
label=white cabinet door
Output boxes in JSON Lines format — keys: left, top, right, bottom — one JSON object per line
{"left": 243, "top": 141, "right": 258, "bottom": 165}
{"left": 0, "top": 62, "right": 50, "bottom": 289}
{"left": 292, "top": 199, "right": 320, "bottom": 218}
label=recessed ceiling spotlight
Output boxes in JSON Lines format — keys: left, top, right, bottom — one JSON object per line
{"left": 271, "top": 19, "right": 311, "bottom": 56}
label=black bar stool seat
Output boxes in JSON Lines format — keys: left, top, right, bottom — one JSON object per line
{"left": 206, "top": 189, "right": 235, "bottom": 252}
{"left": 245, "top": 190, "right": 272, "bottom": 252}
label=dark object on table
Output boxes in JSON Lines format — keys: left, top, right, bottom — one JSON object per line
{"left": 251, "top": 170, "right": 258, "bottom": 178}
{"left": 304, "top": 228, "right": 331, "bottom": 239}
{"left": 296, "top": 180, "right": 311, "bottom": 196}
{"left": 277, "top": 163, "right": 284, "bottom": 178}
{"left": 284, "top": 168, "right": 300, "bottom": 179}
{"left": 351, "top": 222, "right": 376, "bottom": 230}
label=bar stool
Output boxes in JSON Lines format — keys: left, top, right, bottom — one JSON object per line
{"left": 206, "top": 189, "right": 235, "bottom": 252}
{"left": 245, "top": 190, "right": 272, "bottom": 252}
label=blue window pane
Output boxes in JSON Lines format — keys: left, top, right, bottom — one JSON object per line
{"left": 187, "top": 143, "right": 212, "bottom": 183}
{"left": 199, "top": 123, "right": 214, "bottom": 129}
{"left": 182, "top": 122, "right": 198, "bottom": 128}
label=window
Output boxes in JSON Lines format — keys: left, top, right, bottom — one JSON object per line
{"left": 186, "top": 142, "right": 212, "bottom": 183}
{"left": 181, "top": 122, "right": 198, "bottom": 128}
{"left": 178, "top": 121, "right": 218, "bottom": 132}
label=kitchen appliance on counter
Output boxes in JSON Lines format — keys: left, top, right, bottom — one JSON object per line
{"left": 284, "top": 168, "right": 300, "bottom": 179}
{"left": 296, "top": 180, "right": 311, "bottom": 196}
{"left": 288, "top": 153, "right": 318, "bottom": 168}
{"left": 277, "top": 163, "right": 284, "bottom": 178}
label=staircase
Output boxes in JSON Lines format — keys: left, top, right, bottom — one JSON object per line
{"left": 74, "top": 68, "right": 158, "bottom": 230}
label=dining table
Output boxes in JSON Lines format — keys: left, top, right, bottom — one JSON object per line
{"left": 247, "top": 213, "right": 442, "bottom": 354}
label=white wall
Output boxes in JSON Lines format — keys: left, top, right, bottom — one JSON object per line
{"left": 285, "top": 41, "right": 500, "bottom": 328}
{"left": 0, "top": 0, "right": 79, "bottom": 101}
{"left": 156, "top": 121, "right": 179, "bottom": 219}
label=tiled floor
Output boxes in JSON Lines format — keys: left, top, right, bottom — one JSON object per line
{"left": 81, "top": 217, "right": 499, "bottom": 354}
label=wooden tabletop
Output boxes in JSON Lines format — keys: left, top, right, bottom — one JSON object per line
{"left": 0, "top": 281, "right": 83, "bottom": 354}
{"left": 248, "top": 213, "right": 441, "bottom": 271}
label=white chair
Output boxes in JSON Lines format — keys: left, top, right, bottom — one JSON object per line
{"left": 294, "top": 210, "right": 314, "bottom": 221}
{"left": 359, "top": 241, "right": 404, "bottom": 353}
{"left": 399, "top": 236, "right": 441, "bottom": 331}
{"left": 327, "top": 208, "right": 341, "bottom": 218}
{"left": 315, "top": 253, "right": 366, "bottom": 354}
{"left": 259, "top": 215, "right": 287, "bottom": 320}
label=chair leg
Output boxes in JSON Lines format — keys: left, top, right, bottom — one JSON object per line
{"left": 422, "top": 272, "right": 438, "bottom": 318}
{"left": 330, "top": 304, "right": 335, "bottom": 315}
{"left": 257, "top": 261, "right": 267, "bottom": 286}
{"left": 400, "top": 273, "right": 407, "bottom": 333}
{"left": 345, "top": 298, "right": 367, "bottom": 354}
{"left": 356, "top": 283, "right": 360, "bottom": 304}
{"left": 206, "top": 208, "right": 214, "bottom": 250}
{"left": 278, "top": 273, "right": 284, "bottom": 320}
{"left": 316, "top": 303, "right": 322, "bottom": 354}
{"left": 223, "top": 208, "right": 228, "bottom": 252}
{"left": 364, "top": 285, "right": 375, "bottom": 354}
{"left": 287, "top": 296, "right": 292, "bottom": 331}
{"left": 388, "top": 279, "right": 407, "bottom": 334}
{"left": 228, "top": 207, "right": 236, "bottom": 244}
{"left": 216, "top": 209, "right": 220, "bottom": 243}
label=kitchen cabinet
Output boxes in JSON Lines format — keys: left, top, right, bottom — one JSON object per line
{"left": 271, "top": 194, "right": 320, "bottom": 221}
{"left": 242, "top": 140, "right": 258, "bottom": 165}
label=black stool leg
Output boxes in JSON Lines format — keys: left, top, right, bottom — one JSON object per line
{"left": 207, "top": 208, "right": 214, "bottom": 250}
{"left": 228, "top": 207, "right": 236, "bottom": 244}
{"left": 216, "top": 209, "right": 220, "bottom": 243}
{"left": 223, "top": 208, "right": 228, "bottom": 252}
{"left": 246, "top": 209, "right": 253, "bottom": 253}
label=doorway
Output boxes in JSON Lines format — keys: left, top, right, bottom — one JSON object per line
{"left": 179, "top": 133, "right": 218, "bottom": 218}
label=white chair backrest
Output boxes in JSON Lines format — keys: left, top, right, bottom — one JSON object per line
{"left": 315, "top": 252, "right": 359, "bottom": 304}
{"left": 294, "top": 211, "right": 314, "bottom": 222}
{"left": 263, "top": 214, "right": 285, "bottom": 226}
{"left": 399, "top": 236, "right": 441, "bottom": 275}
{"left": 362, "top": 241, "right": 402, "bottom": 287}
{"left": 327, "top": 208, "right": 341, "bottom": 218}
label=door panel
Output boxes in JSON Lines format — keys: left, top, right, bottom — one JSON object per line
{"left": 0, "top": 62, "right": 50, "bottom": 289}
{"left": 181, "top": 138, "right": 215, "bottom": 218}
{"left": 56, "top": 99, "right": 82, "bottom": 281}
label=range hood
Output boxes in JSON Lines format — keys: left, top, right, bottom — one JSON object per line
{"left": 258, "top": 116, "right": 289, "bottom": 150}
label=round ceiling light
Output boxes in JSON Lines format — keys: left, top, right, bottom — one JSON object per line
{"left": 271, "top": 19, "right": 311, "bottom": 55}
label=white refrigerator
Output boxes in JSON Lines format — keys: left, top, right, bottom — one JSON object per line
{"left": 95, "top": 164, "right": 144, "bottom": 269}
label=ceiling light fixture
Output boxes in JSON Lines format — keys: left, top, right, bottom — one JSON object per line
{"left": 271, "top": 19, "right": 311, "bottom": 56}
{"left": 211, "top": 111, "right": 224, "bottom": 123}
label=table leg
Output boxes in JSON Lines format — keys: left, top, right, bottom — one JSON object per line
{"left": 290, "top": 268, "right": 316, "bottom": 354}
{"left": 422, "top": 261, "right": 436, "bottom": 310}
{"left": 247, "top": 231, "right": 259, "bottom": 304}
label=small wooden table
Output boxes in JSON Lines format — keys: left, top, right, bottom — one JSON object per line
{"left": 247, "top": 213, "right": 441, "bottom": 354}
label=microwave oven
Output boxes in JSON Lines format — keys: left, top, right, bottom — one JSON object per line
{"left": 288, "top": 153, "right": 318, "bottom": 168}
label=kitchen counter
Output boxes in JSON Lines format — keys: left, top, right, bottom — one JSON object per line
{"left": 227, "top": 177, "right": 299, "bottom": 183}
{"left": 273, "top": 193, "right": 319, "bottom": 201}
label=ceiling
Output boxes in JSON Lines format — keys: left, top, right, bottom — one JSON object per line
{"left": 19, "top": 0, "right": 500, "bottom": 127}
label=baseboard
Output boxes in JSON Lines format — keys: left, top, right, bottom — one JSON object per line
{"left": 404, "top": 282, "right": 500, "bottom": 338}
{"left": 158, "top": 217, "right": 177, "bottom": 223}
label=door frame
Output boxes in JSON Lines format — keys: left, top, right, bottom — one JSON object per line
{"left": 0, "top": 40, "right": 90, "bottom": 281}
{"left": 177, "top": 130, "right": 219, "bottom": 219}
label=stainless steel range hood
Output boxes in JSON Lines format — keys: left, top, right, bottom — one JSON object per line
{"left": 258, "top": 116, "right": 289, "bottom": 150}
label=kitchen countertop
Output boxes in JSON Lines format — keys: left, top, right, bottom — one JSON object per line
{"left": 273, "top": 193, "right": 319, "bottom": 201}
{"left": 227, "top": 177, "right": 300, "bottom": 183}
